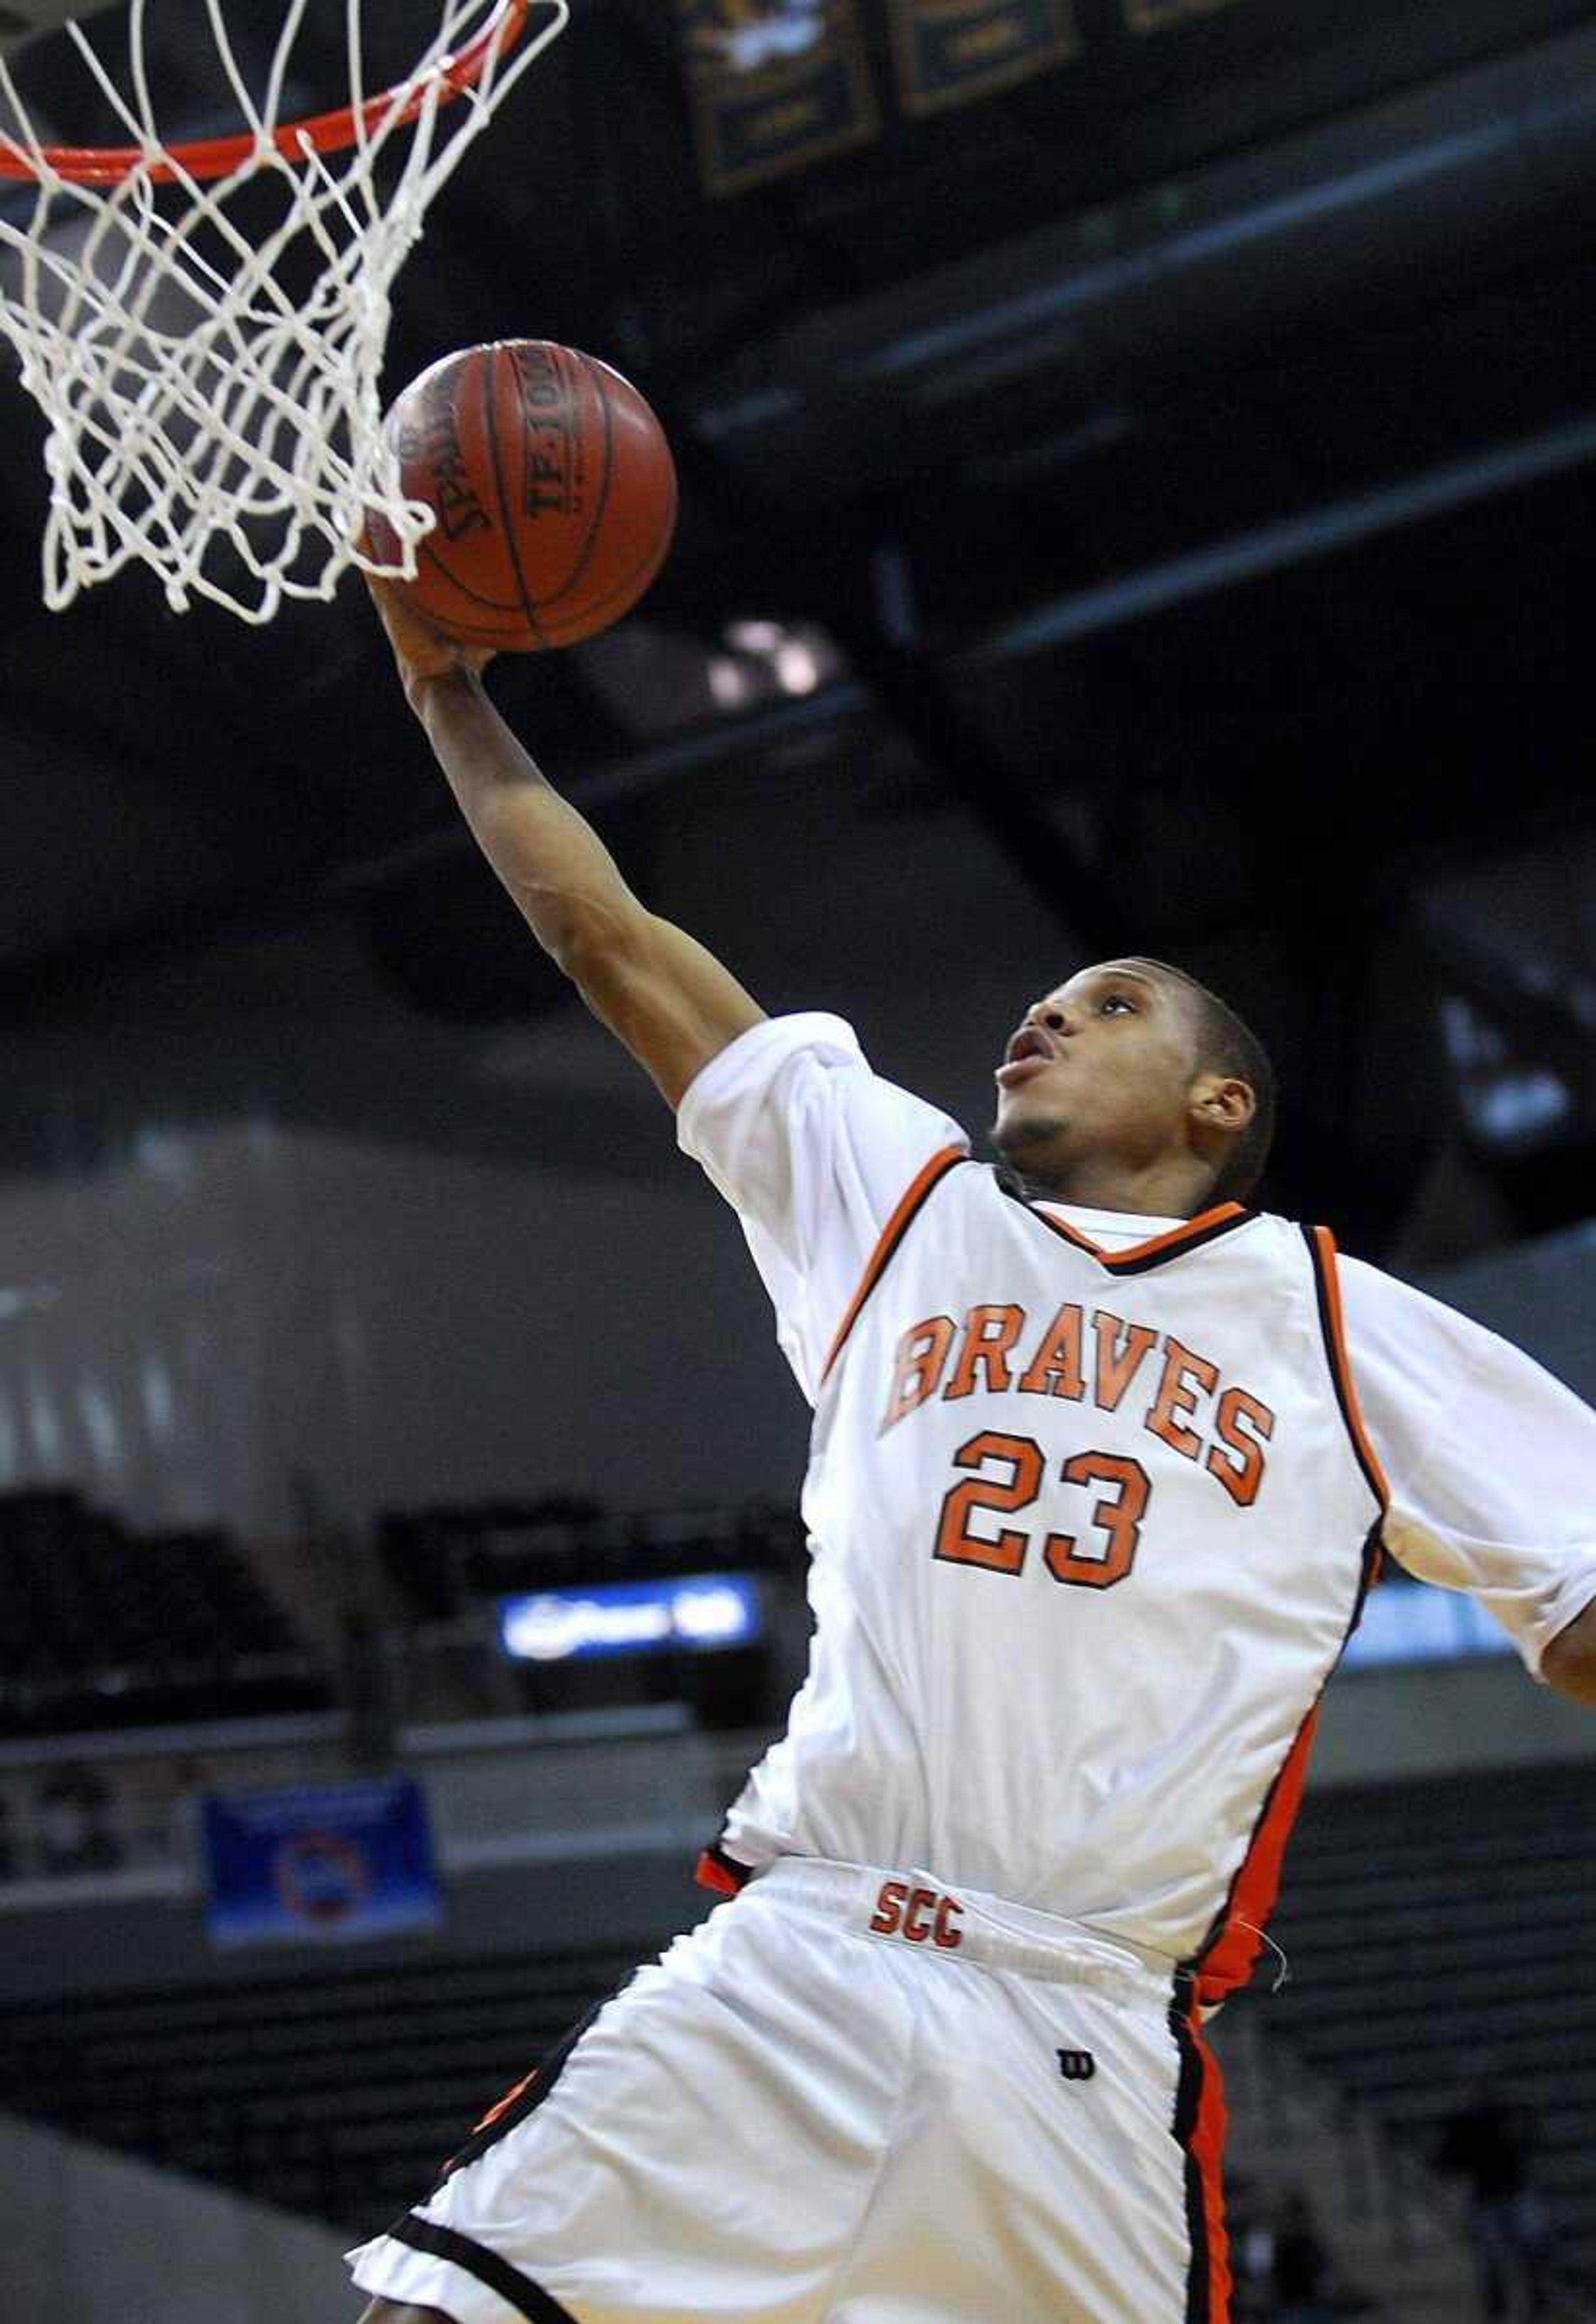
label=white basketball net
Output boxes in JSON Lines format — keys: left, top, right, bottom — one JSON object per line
{"left": 0, "top": 1, "right": 569, "bottom": 621}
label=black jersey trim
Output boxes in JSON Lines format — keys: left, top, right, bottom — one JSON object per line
{"left": 1349, "top": 1514, "right": 1384, "bottom": 1628}
{"left": 386, "top": 2213, "right": 579, "bottom": 2324}
{"left": 1167, "top": 1987, "right": 1217, "bottom": 2324}
{"left": 437, "top": 1985, "right": 620, "bottom": 2186}
{"left": 820, "top": 1145, "right": 970, "bottom": 1385}
{"left": 1300, "top": 1225, "right": 1389, "bottom": 1516}
{"left": 1000, "top": 1180, "right": 1257, "bottom": 1276}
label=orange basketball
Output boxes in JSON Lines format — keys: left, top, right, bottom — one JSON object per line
{"left": 370, "top": 340, "right": 678, "bottom": 652}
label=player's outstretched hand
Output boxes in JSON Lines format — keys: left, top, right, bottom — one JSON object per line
{"left": 366, "top": 574, "right": 495, "bottom": 707}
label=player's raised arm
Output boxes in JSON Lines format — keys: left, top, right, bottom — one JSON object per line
{"left": 370, "top": 580, "right": 765, "bottom": 1108}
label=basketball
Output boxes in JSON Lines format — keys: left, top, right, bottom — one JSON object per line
{"left": 369, "top": 340, "right": 678, "bottom": 653}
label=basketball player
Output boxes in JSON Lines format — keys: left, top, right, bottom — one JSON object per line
{"left": 348, "top": 585, "right": 1596, "bottom": 2324}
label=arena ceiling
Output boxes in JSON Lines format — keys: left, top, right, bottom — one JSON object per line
{"left": 0, "top": 0, "right": 1593, "bottom": 1265}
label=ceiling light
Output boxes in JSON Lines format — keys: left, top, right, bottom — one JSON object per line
{"left": 775, "top": 641, "right": 821, "bottom": 695}
{"left": 725, "top": 620, "right": 785, "bottom": 656}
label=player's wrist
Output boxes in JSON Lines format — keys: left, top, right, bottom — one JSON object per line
{"left": 408, "top": 659, "right": 480, "bottom": 717}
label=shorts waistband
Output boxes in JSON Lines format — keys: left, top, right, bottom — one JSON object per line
{"left": 753, "top": 1856, "right": 1173, "bottom": 2000}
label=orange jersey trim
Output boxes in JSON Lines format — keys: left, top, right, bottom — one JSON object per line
{"left": 1027, "top": 1199, "right": 1253, "bottom": 1275}
{"left": 1197, "top": 1702, "right": 1320, "bottom": 2006}
{"left": 820, "top": 1145, "right": 968, "bottom": 1387}
{"left": 1305, "top": 1224, "right": 1390, "bottom": 1516}
{"left": 472, "top": 2066, "right": 540, "bottom": 2136}
{"left": 695, "top": 1846, "right": 751, "bottom": 1898}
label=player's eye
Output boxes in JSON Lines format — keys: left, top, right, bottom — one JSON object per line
{"left": 1101, "top": 993, "right": 1135, "bottom": 1014}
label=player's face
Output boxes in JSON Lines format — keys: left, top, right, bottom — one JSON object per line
{"left": 990, "top": 961, "right": 1205, "bottom": 1177}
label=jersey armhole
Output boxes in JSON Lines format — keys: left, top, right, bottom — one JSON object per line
{"left": 1302, "top": 1224, "right": 1390, "bottom": 1524}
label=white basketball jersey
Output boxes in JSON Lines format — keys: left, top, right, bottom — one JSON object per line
{"left": 708, "top": 1154, "right": 1385, "bottom": 2003}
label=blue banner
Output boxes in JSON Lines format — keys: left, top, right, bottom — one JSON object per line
{"left": 200, "top": 1777, "right": 441, "bottom": 1950}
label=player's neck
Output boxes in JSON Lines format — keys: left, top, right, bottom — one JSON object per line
{"left": 999, "top": 1155, "right": 1222, "bottom": 1219}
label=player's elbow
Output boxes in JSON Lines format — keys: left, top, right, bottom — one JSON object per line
{"left": 1541, "top": 1604, "right": 1596, "bottom": 1708}
{"left": 517, "top": 884, "right": 642, "bottom": 981}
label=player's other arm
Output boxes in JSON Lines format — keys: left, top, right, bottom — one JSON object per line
{"left": 1341, "top": 1257, "right": 1596, "bottom": 1708}
{"left": 372, "top": 583, "right": 764, "bottom": 1108}
{"left": 1542, "top": 1601, "right": 1596, "bottom": 1707}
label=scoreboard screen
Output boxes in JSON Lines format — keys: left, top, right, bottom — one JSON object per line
{"left": 499, "top": 1572, "right": 764, "bottom": 1663}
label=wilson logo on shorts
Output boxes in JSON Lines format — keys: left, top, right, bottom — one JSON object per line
{"left": 1057, "top": 2049, "right": 1096, "bottom": 2082}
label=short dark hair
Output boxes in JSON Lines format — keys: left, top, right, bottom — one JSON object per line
{"left": 1133, "top": 958, "right": 1276, "bottom": 1206}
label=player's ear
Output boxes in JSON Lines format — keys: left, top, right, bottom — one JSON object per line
{"left": 1190, "top": 1072, "right": 1256, "bottom": 1135}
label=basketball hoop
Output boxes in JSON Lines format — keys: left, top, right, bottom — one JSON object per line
{"left": 0, "top": 2, "right": 570, "bottom": 621}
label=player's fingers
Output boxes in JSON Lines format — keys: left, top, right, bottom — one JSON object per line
{"left": 366, "top": 574, "right": 497, "bottom": 678}
{"left": 363, "top": 572, "right": 470, "bottom": 685}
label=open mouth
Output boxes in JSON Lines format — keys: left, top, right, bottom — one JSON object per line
{"left": 995, "top": 1024, "right": 1058, "bottom": 1089}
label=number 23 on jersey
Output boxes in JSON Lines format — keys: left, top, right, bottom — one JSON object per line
{"left": 934, "top": 1431, "right": 1150, "bottom": 1589}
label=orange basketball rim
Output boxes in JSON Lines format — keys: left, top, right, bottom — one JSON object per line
{"left": 0, "top": 0, "right": 535, "bottom": 186}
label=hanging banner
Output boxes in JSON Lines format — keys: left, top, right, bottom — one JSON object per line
{"left": 677, "top": 1, "right": 878, "bottom": 197}
{"left": 889, "top": 0, "right": 1078, "bottom": 116}
{"left": 200, "top": 1777, "right": 441, "bottom": 1950}
{"left": 1122, "top": 0, "right": 1242, "bottom": 32}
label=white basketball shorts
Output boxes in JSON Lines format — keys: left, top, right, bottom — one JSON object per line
{"left": 346, "top": 1856, "right": 1231, "bottom": 2324}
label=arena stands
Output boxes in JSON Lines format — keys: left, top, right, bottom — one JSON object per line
{"left": 0, "top": 1940, "right": 644, "bottom": 2233}
{"left": 369, "top": 1495, "right": 805, "bottom": 1730}
{"left": 0, "top": 1490, "right": 805, "bottom": 1748}
{"left": 1265, "top": 1760, "right": 1596, "bottom": 2303}
{"left": 377, "top": 1495, "right": 805, "bottom": 1619}
{"left": 0, "top": 1490, "right": 331, "bottom": 1736}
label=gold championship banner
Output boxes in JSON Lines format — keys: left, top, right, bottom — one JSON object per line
{"left": 889, "top": 0, "right": 1078, "bottom": 116}
{"left": 1122, "top": 0, "right": 1242, "bottom": 32}
{"left": 677, "top": 1, "right": 879, "bottom": 197}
